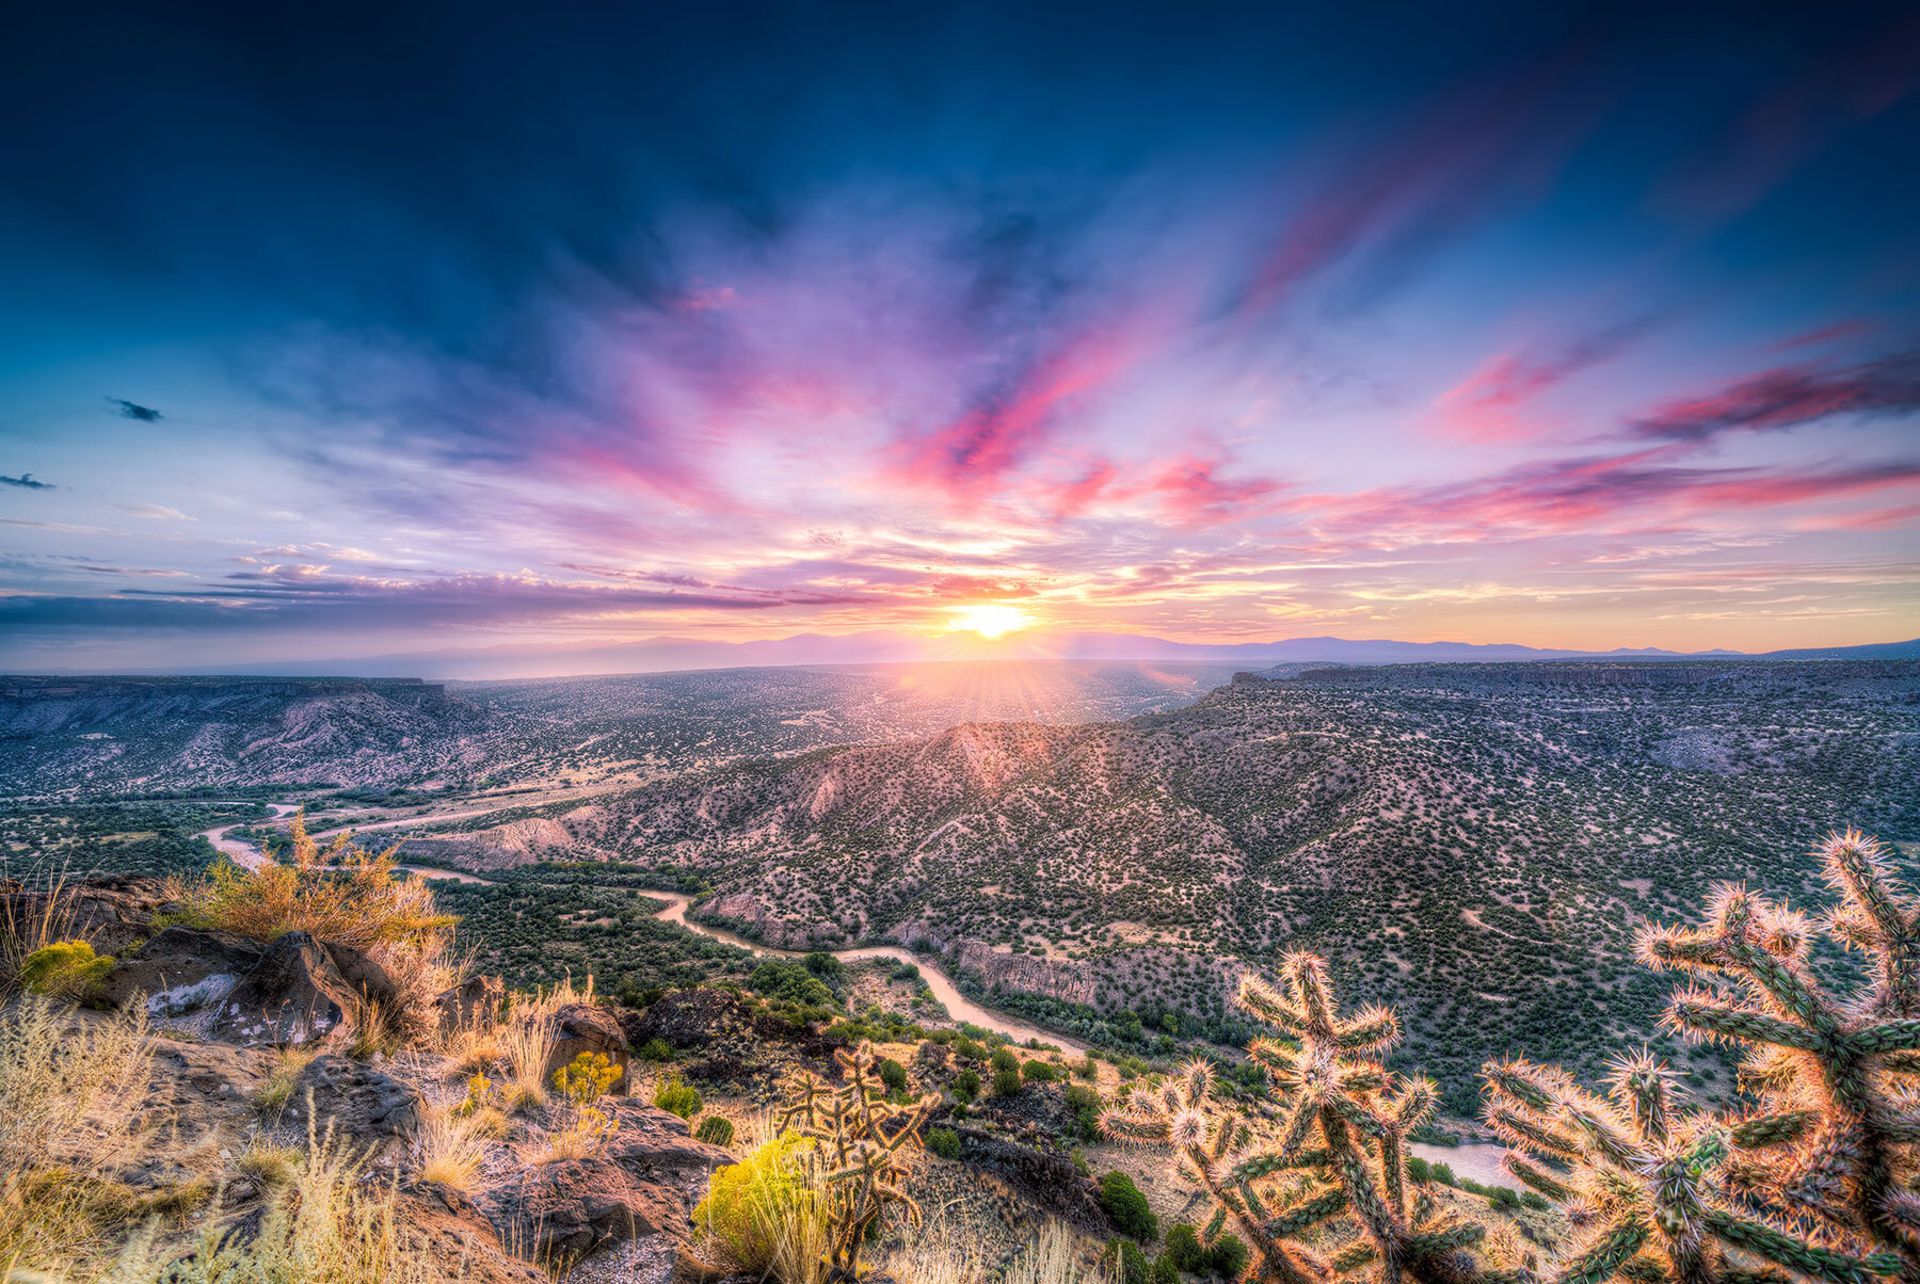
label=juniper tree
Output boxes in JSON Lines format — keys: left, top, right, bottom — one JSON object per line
{"left": 1636, "top": 840, "right": 1920, "bottom": 1273}
{"left": 1483, "top": 1051, "right": 1900, "bottom": 1284}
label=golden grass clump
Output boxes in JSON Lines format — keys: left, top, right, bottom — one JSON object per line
{"left": 415, "top": 1102, "right": 489, "bottom": 1193}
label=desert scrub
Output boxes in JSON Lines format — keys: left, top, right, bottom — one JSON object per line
{"left": 695, "top": 1131, "right": 829, "bottom": 1283}
{"left": 19, "top": 939, "right": 116, "bottom": 1001}
{"left": 696, "top": 1114, "right": 737, "bottom": 1147}
{"left": 415, "top": 1102, "right": 488, "bottom": 1192}
{"left": 654, "top": 1072, "right": 703, "bottom": 1120}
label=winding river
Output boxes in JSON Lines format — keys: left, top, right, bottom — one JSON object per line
{"left": 196, "top": 808, "right": 1084, "bottom": 1054}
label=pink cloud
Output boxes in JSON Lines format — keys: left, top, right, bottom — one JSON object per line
{"left": 1633, "top": 351, "right": 1920, "bottom": 442}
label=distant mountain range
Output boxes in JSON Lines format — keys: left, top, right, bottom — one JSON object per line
{"left": 22, "top": 631, "right": 1920, "bottom": 681}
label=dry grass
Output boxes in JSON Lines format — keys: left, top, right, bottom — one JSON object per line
{"left": 493, "top": 975, "right": 592, "bottom": 1110}
{"left": 106, "top": 1123, "right": 445, "bottom": 1284}
{"left": 0, "top": 997, "right": 159, "bottom": 1277}
{"left": 255, "top": 1047, "right": 318, "bottom": 1113}
{"left": 1002, "top": 1222, "right": 1100, "bottom": 1284}
{"left": 415, "top": 1103, "right": 488, "bottom": 1193}
{"left": 0, "top": 867, "right": 84, "bottom": 996}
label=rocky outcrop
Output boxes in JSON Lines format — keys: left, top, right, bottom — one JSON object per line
{"left": 621, "top": 987, "right": 755, "bottom": 1051}
{"left": 545, "top": 1002, "right": 631, "bottom": 1094}
{"left": 281, "top": 1055, "right": 422, "bottom": 1151}
{"left": 210, "top": 931, "right": 356, "bottom": 1046}
{"left": 399, "top": 1184, "right": 550, "bottom": 1284}
{"left": 0, "top": 873, "right": 175, "bottom": 957}
{"left": 950, "top": 1127, "right": 1106, "bottom": 1233}
{"left": 482, "top": 1102, "right": 729, "bottom": 1269}
{"left": 98, "top": 925, "right": 264, "bottom": 1016}
{"left": 434, "top": 972, "right": 504, "bottom": 1035}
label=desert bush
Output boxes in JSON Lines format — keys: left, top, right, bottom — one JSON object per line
{"left": 1022, "top": 1058, "right": 1056, "bottom": 1083}
{"left": 992, "top": 1067, "right": 1022, "bottom": 1097}
{"left": 952, "top": 1068, "right": 981, "bottom": 1102}
{"left": 19, "top": 939, "right": 115, "bottom": 1000}
{"left": 877, "top": 1056, "right": 909, "bottom": 1093}
{"left": 1096, "top": 1171, "right": 1156, "bottom": 1243}
{"left": 655, "top": 1073, "right": 703, "bottom": 1120}
{"left": 925, "top": 1126, "right": 961, "bottom": 1160}
{"left": 552, "top": 1050, "right": 622, "bottom": 1105}
{"left": 694, "top": 1131, "right": 830, "bottom": 1284}
{"left": 1102, "top": 1238, "right": 1149, "bottom": 1284}
{"left": 697, "top": 1114, "right": 737, "bottom": 1147}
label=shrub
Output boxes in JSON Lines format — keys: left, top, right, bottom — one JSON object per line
{"left": 1097, "top": 1171, "right": 1156, "bottom": 1242}
{"left": 1063, "top": 1083, "right": 1102, "bottom": 1139}
{"left": 925, "top": 1126, "right": 961, "bottom": 1160}
{"left": 1164, "top": 1224, "right": 1205, "bottom": 1271}
{"left": 877, "top": 1056, "right": 909, "bottom": 1093}
{"left": 552, "top": 1051, "right": 622, "bottom": 1105}
{"left": 1102, "top": 1238, "right": 1149, "bottom": 1284}
{"left": 637, "top": 1037, "right": 674, "bottom": 1062}
{"left": 748, "top": 958, "right": 836, "bottom": 1008}
{"left": 952, "top": 1068, "right": 981, "bottom": 1102}
{"left": 18, "top": 940, "right": 114, "bottom": 1001}
{"left": 696, "top": 1114, "right": 736, "bottom": 1147}
{"left": 992, "top": 1067, "right": 1022, "bottom": 1097}
{"left": 1021, "top": 1058, "right": 1057, "bottom": 1083}
{"left": 1206, "top": 1235, "right": 1249, "bottom": 1279}
{"left": 990, "top": 1047, "right": 1020, "bottom": 1074}
{"left": 655, "top": 1073, "right": 702, "bottom": 1120}
{"left": 694, "top": 1131, "right": 825, "bottom": 1278}
{"left": 1148, "top": 1253, "right": 1179, "bottom": 1284}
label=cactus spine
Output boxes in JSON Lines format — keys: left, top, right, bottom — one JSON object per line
{"left": 1636, "top": 834, "right": 1920, "bottom": 1274}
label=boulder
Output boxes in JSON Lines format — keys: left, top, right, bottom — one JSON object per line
{"left": 98, "top": 926, "right": 264, "bottom": 1016}
{"left": 621, "top": 988, "right": 753, "bottom": 1052}
{"left": 599, "top": 1099, "right": 734, "bottom": 1194}
{"left": 484, "top": 1157, "right": 685, "bottom": 1266}
{"left": 210, "top": 931, "right": 352, "bottom": 1046}
{"left": 323, "top": 939, "right": 400, "bottom": 1009}
{"left": 282, "top": 1054, "right": 422, "bottom": 1149}
{"left": 546, "top": 1003, "right": 631, "bottom": 1095}
{"left": 400, "top": 1183, "right": 549, "bottom": 1284}
{"left": 434, "top": 972, "right": 504, "bottom": 1036}
{"left": 0, "top": 873, "right": 175, "bottom": 957}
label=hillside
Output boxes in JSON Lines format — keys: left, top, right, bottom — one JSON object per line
{"left": 490, "top": 660, "right": 1920, "bottom": 1106}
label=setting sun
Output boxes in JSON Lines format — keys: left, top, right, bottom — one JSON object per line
{"left": 947, "top": 604, "right": 1034, "bottom": 639}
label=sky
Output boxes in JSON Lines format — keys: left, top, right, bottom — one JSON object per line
{"left": 2, "top": 1, "right": 1918, "bottom": 672}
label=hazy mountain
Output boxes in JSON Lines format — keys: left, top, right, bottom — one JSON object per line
{"left": 59, "top": 630, "right": 1913, "bottom": 680}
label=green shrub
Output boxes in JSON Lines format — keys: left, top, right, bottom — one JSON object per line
{"left": 695, "top": 1115, "right": 735, "bottom": 1147}
{"left": 747, "top": 959, "right": 835, "bottom": 1008}
{"left": 1098, "top": 1170, "right": 1157, "bottom": 1242}
{"left": 19, "top": 941, "right": 115, "bottom": 1001}
{"left": 1207, "top": 1235, "right": 1249, "bottom": 1279}
{"left": 1164, "top": 1224, "right": 1205, "bottom": 1271}
{"left": 925, "top": 1127, "right": 961, "bottom": 1160}
{"left": 992, "top": 1068, "right": 1022, "bottom": 1098}
{"left": 877, "top": 1057, "right": 908, "bottom": 1093}
{"left": 1102, "top": 1238, "right": 1149, "bottom": 1284}
{"left": 1064, "top": 1083, "right": 1102, "bottom": 1138}
{"left": 1021, "top": 1058, "right": 1056, "bottom": 1083}
{"left": 653, "top": 1073, "right": 702, "bottom": 1120}
{"left": 692, "top": 1132, "right": 820, "bottom": 1272}
{"left": 952, "top": 1069, "right": 981, "bottom": 1102}
{"left": 1148, "top": 1254, "right": 1179, "bottom": 1284}
{"left": 990, "top": 1047, "right": 1020, "bottom": 1074}
{"left": 636, "top": 1037, "right": 673, "bottom": 1062}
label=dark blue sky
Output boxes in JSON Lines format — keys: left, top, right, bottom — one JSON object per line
{"left": 2, "top": 2, "right": 1917, "bottom": 670}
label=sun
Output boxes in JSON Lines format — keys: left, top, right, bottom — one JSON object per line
{"left": 947, "top": 604, "right": 1034, "bottom": 639}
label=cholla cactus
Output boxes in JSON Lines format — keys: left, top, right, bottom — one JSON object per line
{"left": 778, "top": 1040, "right": 938, "bottom": 1280}
{"left": 1101, "top": 1056, "right": 1321, "bottom": 1283}
{"left": 1483, "top": 1051, "right": 1899, "bottom": 1284}
{"left": 1637, "top": 846, "right": 1920, "bottom": 1270}
{"left": 1105, "top": 952, "right": 1487, "bottom": 1284}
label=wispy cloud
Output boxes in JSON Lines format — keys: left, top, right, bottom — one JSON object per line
{"left": 1632, "top": 350, "right": 1920, "bottom": 442}
{"left": 1, "top": 473, "right": 55, "bottom": 490}
{"left": 107, "top": 397, "right": 163, "bottom": 422}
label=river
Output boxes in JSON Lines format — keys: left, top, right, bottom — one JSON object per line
{"left": 194, "top": 806, "right": 1083, "bottom": 1053}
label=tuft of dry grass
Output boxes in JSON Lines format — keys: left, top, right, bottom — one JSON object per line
{"left": 107, "top": 1123, "right": 446, "bottom": 1283}
{"left": 415, "top": 1103, "right": 488, "bottom": 1194}
{"left": 1001, "top": 1222, "right": 1099, "bottom": 1284}
{"left": 0, "top": 997, "right": 160, "bottom": 1277}
{"left": 1, "top": 867, "right": 85, "bottom": 997}
{"left": 255, "top": 1047, "right": 318, "bottom": 1113}
{"left": 494, "top": 977, "right": 592, "bottom": 1112}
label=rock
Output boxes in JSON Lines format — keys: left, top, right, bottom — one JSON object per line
{"left": 281, "top": 1054, "right": 421, "bottom": 1149}
{"left": 323, "top": 939, "right": 400, "bottom": 1009}
{"left": 0, "top": 873, "right": 175, "bottom": 957}
{"left": 401, "top": 1183, "right": 549, "bottom": 1284}
{"left": 485, "top": 1157, "right": 684, "bottom": 1266}
{"left": 210, "top": 931, "right": 353, "bottom": 1046}
{"left": 545, "top": 1002, "right": 631, "bottom": 1095}
{"left": 951, "top": 1127, "right": 1106, "bottom": 1233}
{"left": 434, "top": 972, "right": 504, "bottom": 1035}
{"left": 622, "top": 988, "right": 754, "bottom": 1051}
{"left": 98, "top": 926, "right": 264, "bottom": 1016}
{"left": 600, "top": 1099, "right": 734, "bottom": 1194}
